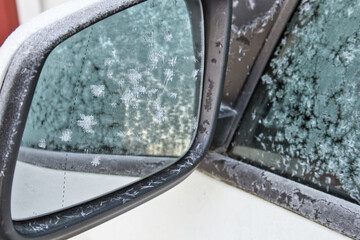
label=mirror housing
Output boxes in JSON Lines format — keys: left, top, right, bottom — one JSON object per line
{"left": 0, "top": 0, "right": 232, "bottom": 239}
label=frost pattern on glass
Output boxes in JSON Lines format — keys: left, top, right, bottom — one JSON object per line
{"left": 21, "top": 0, "right": 203, "bottom": 157}
{"left": 233, "top": 0, "right": 360, "bottom": 203}
{"left": 13, "top": 0, "right": 204, "bottom": 221}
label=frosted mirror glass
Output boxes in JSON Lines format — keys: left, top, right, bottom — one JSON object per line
{"left": 11, "top": 0, "right": 204, "bottom": 220}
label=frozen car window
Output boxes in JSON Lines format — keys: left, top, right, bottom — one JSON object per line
{"left": 231, "top": 0, "right": 360, "bottom": 204}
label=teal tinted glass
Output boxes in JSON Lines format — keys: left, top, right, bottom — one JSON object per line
{"left": 232, "top": 0, "right": 360, "bottom": 203}
{"left": 21, "top": 0, "right": 202, "bottom": 157}
{"left": 12, "top": 0, "right": 204, "bottom": 220}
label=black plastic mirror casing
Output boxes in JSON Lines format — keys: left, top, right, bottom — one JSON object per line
{"left": 0, "top": 0, "right": 232, "bottom": 239}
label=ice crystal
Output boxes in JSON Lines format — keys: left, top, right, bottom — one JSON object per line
{"left": 128, "top": 69, "right": 142, "bottom": 84}
{"left": 183, "top": 56, "right": 198, "bottom": 63}
{"left": 90, "top": 85, "right": 105, "bottom": 97}
{"left": 60, "top": 129, "right": 72, "bottom": 142}
{"left": 191, "top": 69, "right": 199, "bottom": 79}
{"left": 169, "top": 57, "right": 177, "bottom": 67}
{"left": 38, "top": 139, "right": 46, "bottom": 149}
{"left": 91, "top": 156, "right": 101, "bottom": 167}
{"left": 147, "top": 88, "right": 158, "bottom": 96}
{"left": 110, "top": 102, "right": 117, "bottom": 108}
{"left": 164, "top": 68, "right": 174, "bottom": 84}
{"left": 153, "top": 100, "right": 165, "bottom": 122}
{"left": 246, "top": 0, "right": 256, "bottom": 10}
{"left": 99, "top": 36, "right": 113, "bottom": 48}
{"left": 116, "top": 131, "right": 126, "bottom": 138}
{"left": 170, "top": 92, "right": 177, "bottom": 99}
{"left": 165, "top": 31, "right": 173, "bottom": 42}
{"left": 77, "top": 114, "right": 97, "bottom": 134}
{"left": 192, "top": 117, "right": 198, "bottom": 130}
{"left": 121, "top": 90, "right": 134, "bottom": 105}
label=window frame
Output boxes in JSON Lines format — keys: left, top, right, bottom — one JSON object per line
{"left": 201, "top": 0, "right": 360, "bottom": 238}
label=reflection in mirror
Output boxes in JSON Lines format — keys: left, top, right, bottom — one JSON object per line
{"left": 11, "top": 0, "right": 204, "bottom": 220}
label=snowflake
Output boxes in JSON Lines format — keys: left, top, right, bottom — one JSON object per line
{"left": 104, "top": 58, "right": 113, "bottom": 67}
{"left": 60, "top": 129, "right": 72, "bottom": 142}
{"left": 117, "top": 131, "right": 126, "bottom": 138}
{"left": 38, "top": 139, "right": 46, "bottom": 149}
{"left": 134, "top": 134, "right": 142, "bottom": 143}
{"left": 193, "top": 117, "right": 198, "bottom": 130}
{"left": 246, "top": 0, "right": 256, "bottom": 10}
{"left": 164, "top": 69, "right": 174, "bottom": 84}
{"left": 165, "top": 31, "right": 173, "bottom": 42}
{"left": 153, "top": 100, "right": 165, "bottom": 122}
{"left": 128, "top": 69, "right": 142, "bottom": 84}
{"left": 138, "top": 86, "right": 147, "bottom": 94}
{"left": 143, "top": 69, "right": 151, "bottom": 76}
{"left": 107, "top": 70, "right": 114, "bottom": 80}
{"left": 191, "top": 69, "right": 199, "bottom": 79}
{"left": 183, "top": 56, "right": 198, "bottom": 63}
{"left": 170, "top": 92, "right": 177, "bottom": 99}
{"left": 149, "top": 51, "right": 164, "bottom": 67}
{"left": 90, "top": 85, "right": 105, "bottom": 97}
{"left": 111, "top": 102, "right": 117, "bottom": 108}
{"left": 91, "top": 156, "right": 101, "bottom": 167}
{"left": 169, "top": 57, "right": 177, "bottom": 67}
{"left": 77, "top": 114, "right": 97, "bottom": 134}
{"left": 99, "top": 36, "right": 113, "bottom": 48}
{"left": 121, "top": 90, "right": 134, "bottom": 105}
{"left": 147, "top": 89, "right": 158, "bottom": 96}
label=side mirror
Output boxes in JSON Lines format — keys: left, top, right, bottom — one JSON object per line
{"left": 0, "top": 0, "right": 231, "bottom": 239}
{"left": 13, "top": 0, "right": 203, "bottom": 221}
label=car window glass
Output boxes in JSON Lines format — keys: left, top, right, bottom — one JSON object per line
{"left": 231, "top": 0, "right": 360, "bottom": 204}
{"left": 12, "top": 0, "right": 204, "bottom": 220}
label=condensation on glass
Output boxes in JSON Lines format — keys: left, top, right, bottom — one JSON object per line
{"left": 11, "top": 0, "right": 204, "bottom": 220}
{"left": 231, "top": 0, "right": 360, "bottom": 204}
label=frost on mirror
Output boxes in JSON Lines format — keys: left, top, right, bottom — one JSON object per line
{"left": 11, "top": 0, "right": 204, "bottom": 220}
{"left": 232, "top": 0, "right": 360, "bottom": 204}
